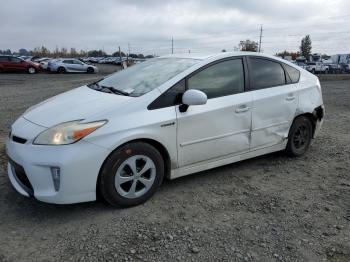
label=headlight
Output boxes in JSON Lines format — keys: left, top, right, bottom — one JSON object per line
{"left": 33, "top": 120, "right": 107, "bottom": 145}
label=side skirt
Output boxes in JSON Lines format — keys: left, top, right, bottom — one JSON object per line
{"left": 170, "top": 142, "right": 287, "bottom": 180}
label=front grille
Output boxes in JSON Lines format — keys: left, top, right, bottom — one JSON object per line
{"left": 12, "top": 135, "right": 27, "bottom": 144}
{"left": 9, "top": 158, "right": 34, "bottom": 196}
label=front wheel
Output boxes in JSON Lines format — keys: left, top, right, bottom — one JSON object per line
{"left": 286, "top": 116, "right": 313, "bottom": 157}
{"left": 57, "top": 67, "right": 66, "bottom": 74}
{"left": 87, "top": 67, "right": 94, "bottom": 74}
{"left": 99, "top": 142, "right": 164, "bottom": 207}
{"left": 27, "top": 67, "right": 37, "bottom": 74}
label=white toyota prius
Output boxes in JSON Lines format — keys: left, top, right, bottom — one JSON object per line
{"left": 6, "top": 52, "right": 324, "bottom": 207}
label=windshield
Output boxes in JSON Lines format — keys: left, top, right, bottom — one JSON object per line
{"left": 95, "top": 58, "right": 199, "bottom": 97}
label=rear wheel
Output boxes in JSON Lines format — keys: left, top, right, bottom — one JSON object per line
{"left": 27, "top": 67, "right": 36, "bottom": 74}
{"left": 87, "top": 67, "right": 94, "bottom": 74}
{"left": 286, "top": 116, "right": 313, "bottom": 157}
{"left": 311, "top": 69, "right": 316, "bottom": 74}
{"left": 99, "top": 142, "right": 164, "bottom": 207}
{"left": 58, "top": 67, "right": 66, "bottom": 74}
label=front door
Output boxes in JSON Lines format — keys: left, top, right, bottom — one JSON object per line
{"left": 176, "top": 58, "right": 252, "bottom": 167}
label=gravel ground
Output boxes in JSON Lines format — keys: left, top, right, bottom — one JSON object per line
{"left": 0, "top": 66, "right": 349, "bottom": 262}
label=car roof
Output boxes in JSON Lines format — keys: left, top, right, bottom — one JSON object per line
{"left": 159, "top": 52, "right": 298, "bottom": 68}
{"left": 160, "top": 51, "right": 288, "bottom": 62}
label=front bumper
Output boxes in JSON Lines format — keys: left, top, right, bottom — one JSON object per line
{"left": 6, "top": 118, "right": 111, "bottom": 204}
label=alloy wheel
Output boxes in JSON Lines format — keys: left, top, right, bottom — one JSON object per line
{"left": 293, "top": 125, "right": 310, "bottom": 149}
{"left": 115, "top": 155, "right": 156, "bottom": 199}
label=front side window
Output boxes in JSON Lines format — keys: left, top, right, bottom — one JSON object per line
{"left": 187, "top": 59, "right": 245, "bottom": 99}
{"left": 96, "top": 58, "right": 199, "bottom": 97}
{"left": 250, "top": 58, "right": 286, "bottom": 90}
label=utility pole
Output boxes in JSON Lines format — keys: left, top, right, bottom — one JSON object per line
{"left": 171, "top": 37, "right": 174, "bottom": 54}
{"left": 118, "top": 46, "right": 122, "bottom": 65}
{"left": 127, "top": 42, "right": 130, "bottom": 63}
{"left": 258, "top": 25, "right": 263, "bottom": 53}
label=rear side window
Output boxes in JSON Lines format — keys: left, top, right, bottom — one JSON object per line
{"left": 188, "top": 59, "right": 245, "bottom": 99}
{"left": 10, "top": 57, "right": 21, "bottom": 63}
{"left": 284, "top": 64, "right": 300, "bottom": 83}
{"left": 250, "top": 58, "right": 286, "bottom": 90}
{"left": 0, "top": 56, "right": 9, "bottom": 61}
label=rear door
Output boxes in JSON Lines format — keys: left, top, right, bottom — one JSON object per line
{"left": 176, "top": 58, "right": 252, "bottom": 167}
{"left": 0, "top": 56, "right": 10, "bottom": 71}
{"left": 247, "top": 57, "right": 298, "bottom": 150}
{"left": 8, "top": 57, "right": 24, "bottom": 71}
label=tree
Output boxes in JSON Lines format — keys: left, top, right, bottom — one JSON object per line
{"left": 137, "top": 54, "right": 145, "bottom": 59}
{"left": 112, "top": 51, "right": 126, "bottom": 57}
{"left": 129, "top": 53, "right": 138, "bottom": 58}
{"left": 19, "top": 48, "right": 29, "bottom": 56}
{"left": 0, "top": 49, "right": 12, "bottom": 55}
{"left": 300, "top": 35, "right": 312, "bottom": 61}
{"left": 276, "top": 50, "right": 300, "bottom": 60}
{"left": 239, "top": 39, "right": 258, "bottom": 52}
{"left": 145, "top": 55, "right": 154, "bottom": 59}
{"left": 222, "top": 49, "right": 227, "bottom": 52}
{"left": 87, "top": 50, "right": 106, "bottom": 57}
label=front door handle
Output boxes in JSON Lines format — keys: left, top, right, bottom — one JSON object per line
{"left": 235, "top": 106, "right": 250, "bottom": 113}
{"left": 286, "top": 96, "right": 296, "bottom": 101}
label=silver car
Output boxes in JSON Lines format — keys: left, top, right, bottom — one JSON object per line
{"left": 48, "top": 58, "right": 98, "bottom": 73}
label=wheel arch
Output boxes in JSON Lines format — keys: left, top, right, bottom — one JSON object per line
{"left": 293, "top": 106, "right": 324, "bottom": 137}
{"left": 95, "top": 138, "right": 172, "bottom": 198}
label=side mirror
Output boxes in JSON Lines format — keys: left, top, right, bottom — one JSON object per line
{"left": 180, "top": 89, "right": 207, "bottom": 112}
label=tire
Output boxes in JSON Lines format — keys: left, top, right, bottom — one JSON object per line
{"left": 58, "top": 67, "right": 66, "bottom": 74}
{"left": 0, "top": 68, "right": 3, "bottom": 73}
{"left": 99, "top": 142, "right": 164, "bottom": 207}
{"left": 87, "top": 67, "right": 94, "bottom": 74}
{"left": 325, "top": 69, "right": 329, "bottom": 74}
{"left": 311, "top": 69, "right": 316, "bottom": 74}
{"left": 27, "top": 67, "right": 36, "bottom": 74}
{"left": 286, "top": 116, "right": 313, "bottom": 157}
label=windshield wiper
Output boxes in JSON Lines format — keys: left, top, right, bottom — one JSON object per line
{"left": 100, "top": 85, "right": 130, "bottom": 96}
{"left": 88, "top": 82, "right": 130, "bottom": 96}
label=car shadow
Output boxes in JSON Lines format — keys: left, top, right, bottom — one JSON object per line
{"left": 0, "top": 149, "right": 289, "bottom": 223}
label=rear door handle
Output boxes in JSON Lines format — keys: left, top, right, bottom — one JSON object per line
{"left": 286, "top": 96, "right": 296, "bottom": 101}
{"left": 235, "top": 106, "right": 250, "bottom": 113}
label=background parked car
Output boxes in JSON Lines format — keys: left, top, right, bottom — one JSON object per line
{"left": 35, "top": 57, "right": 51, "bottom": 70}
{"left": 47, "top": 58, "right": 98, "bottom": 73}
{"left": 0, "top": 55, "right": 41, "bottom": 74}
{"left": 307, "top": 62, "right": 329, "bottom": 74}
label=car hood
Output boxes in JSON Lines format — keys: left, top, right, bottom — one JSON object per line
{"left": 23, "top": 86, "right": 132, "bottom": 127}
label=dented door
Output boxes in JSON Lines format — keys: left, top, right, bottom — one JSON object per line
{"left": 250, "top": 84, "right": 298, "bottom": 150}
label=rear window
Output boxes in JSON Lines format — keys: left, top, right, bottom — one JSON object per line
{"left": 250, "top": 58, "right": 286, "bottom": 90}
{"left": 284, "top": 64, "right": 300, "bottom": 84}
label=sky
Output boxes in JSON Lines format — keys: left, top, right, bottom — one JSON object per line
{"left": 0, "top": 0, "right": 349, "bottom": 55}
